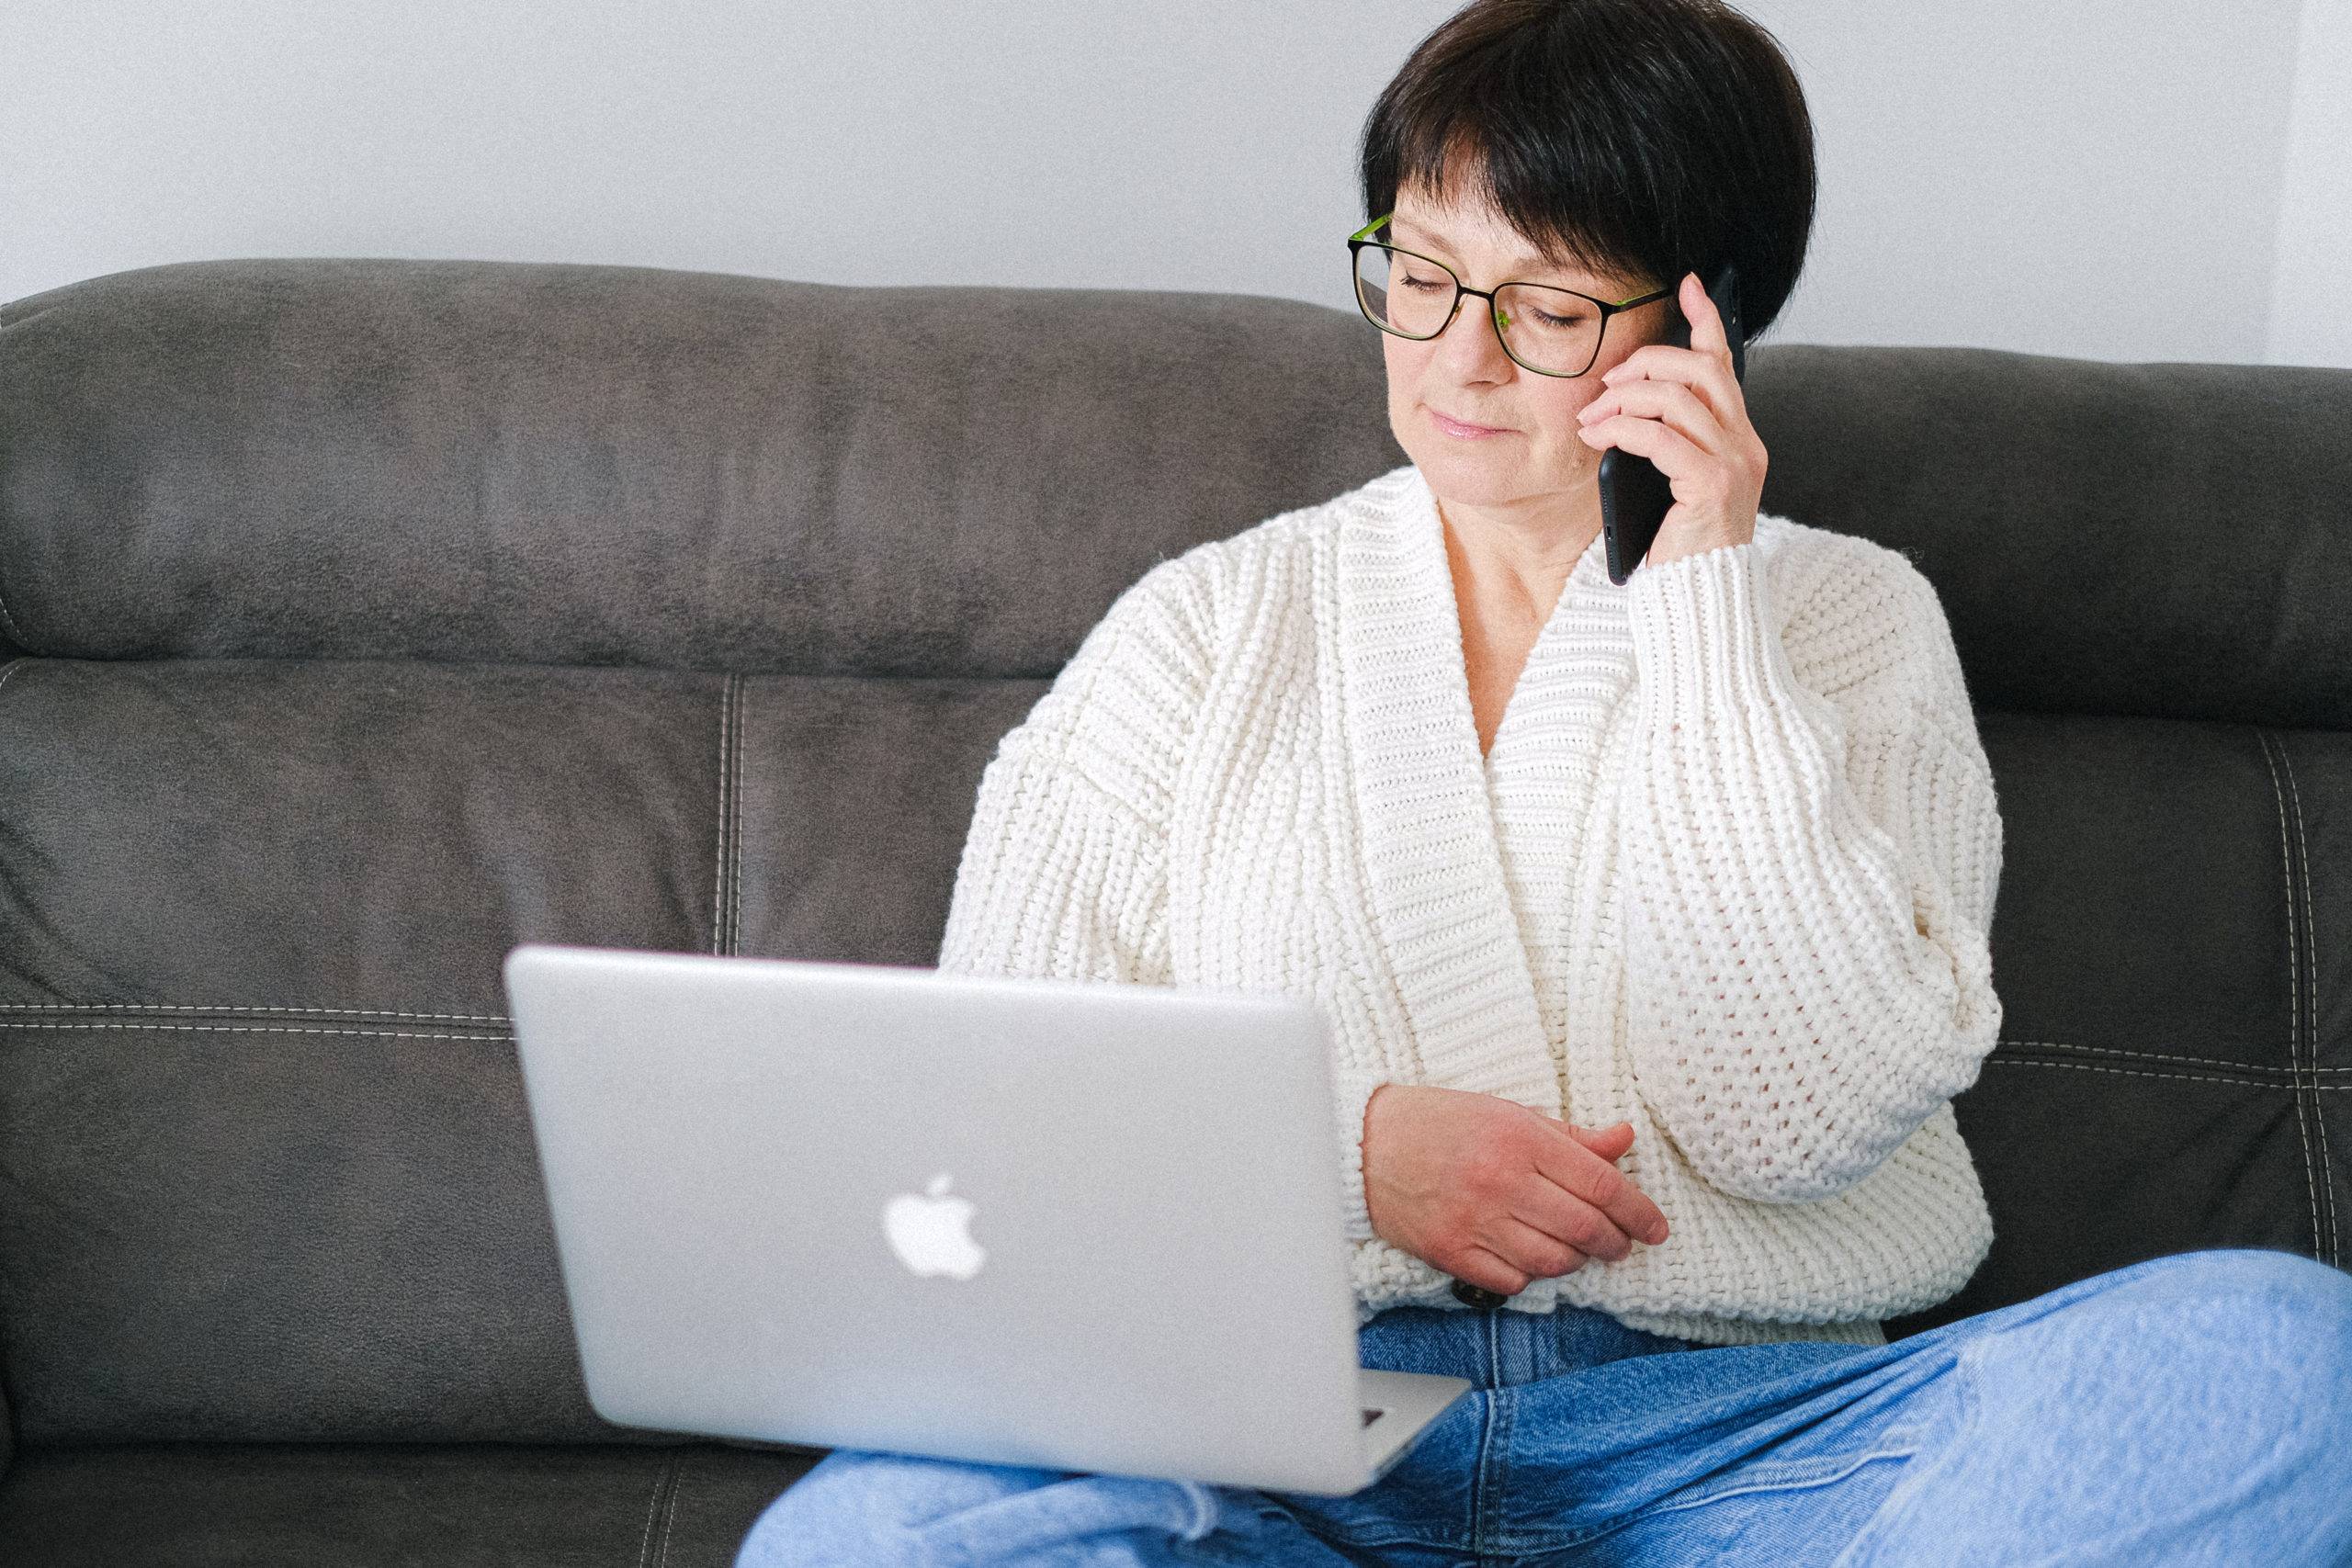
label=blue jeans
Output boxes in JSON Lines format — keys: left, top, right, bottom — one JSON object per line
{"left": 733, "top": 1247, "right": 2352, "bottom": 1566}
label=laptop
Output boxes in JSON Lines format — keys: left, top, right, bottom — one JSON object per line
{"left": 499, "top": 942, "right": 1473, "bottom": 1497}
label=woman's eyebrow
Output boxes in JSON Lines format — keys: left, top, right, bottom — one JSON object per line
{"left": 1389, "top": 217, "right": 1567, "bottom": 280}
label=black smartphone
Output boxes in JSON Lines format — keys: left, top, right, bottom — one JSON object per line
{"left": 1598, "top": 261, "right": 1745, "bottom": 586}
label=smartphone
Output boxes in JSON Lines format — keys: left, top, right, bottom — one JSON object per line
{"left": 1598, "top": 261, "right": 1746, "bottom": 586}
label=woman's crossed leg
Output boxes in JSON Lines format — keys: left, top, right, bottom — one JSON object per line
{"left": 732, "top": 1248, "right": 2352, "bottom": 1567}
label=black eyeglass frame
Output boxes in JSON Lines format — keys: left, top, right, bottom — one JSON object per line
{"left": 1346, "top": 210, "right": 1676, "bottom": 379}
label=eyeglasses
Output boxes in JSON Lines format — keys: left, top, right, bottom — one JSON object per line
{"left": 1346, "top": 211, "right": 1674, "bottom": 378}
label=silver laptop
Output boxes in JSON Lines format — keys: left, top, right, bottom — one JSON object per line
{"left": 500, "top": 942, "right": 1472, "bottom": 1497}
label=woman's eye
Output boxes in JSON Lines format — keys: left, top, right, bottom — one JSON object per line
{"left": 1399, "top": 274, "right": 1448, "bottom": 292}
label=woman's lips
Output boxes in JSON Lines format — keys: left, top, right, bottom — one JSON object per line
{"left": 1430, "top": 407, "right": 1511, "bottom": 438}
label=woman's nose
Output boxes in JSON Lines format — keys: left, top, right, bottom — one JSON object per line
{"left": 1433, "top": 297, "right": 1516, "bottom": 373}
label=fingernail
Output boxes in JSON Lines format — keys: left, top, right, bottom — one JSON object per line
{"left": 1647, "top": 1222, "right": 1669, "bottom": 1244}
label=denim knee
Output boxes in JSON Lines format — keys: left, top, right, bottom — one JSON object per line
{"left": 1833, "top": 1251, "right": 2352, "bottom": 1567}
{"left": 2077, "top": 1248, "right": 2352, "bottom": 1433}
{"left": 2127, "top": 1247, "right": 2352, "bottom": 1328}
{"left": 732, "top": 1448, "right": 1229, "bottom": 1568}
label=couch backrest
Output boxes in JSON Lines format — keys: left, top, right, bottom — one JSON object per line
{"left": 1, "top": 258, "right": 2346, "bottom": 1446}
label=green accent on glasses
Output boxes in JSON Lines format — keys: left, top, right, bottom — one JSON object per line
{"left": 1347, "top": 210, "right": 1674, "bottom": 378}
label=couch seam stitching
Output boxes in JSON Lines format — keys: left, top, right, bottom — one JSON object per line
{"left": 2255, "top": 730, "right": 2323, "bottom": 1262}
{"left": 1997, "top": 1039, "right": 2350, "bottom": 1075}
{"left": 2, "top": 1009, "right": 2334, "bottom": 1067}
{"left": 0, "top": 578, "right": 28, "bottom": 646}
{"left": 0, "top": 1021, "right": 508, "bottom": 1040}
{"left": 636, "top": 1452, "right": 678, "bottom": 1568}
{"left": 729, "top": 675, "right": 744, "bottom": 956}
{"left": 0, "top": 1004, "right": 510, "bottom": 1020}
{"left": 712, "top": 673, "right": 735, "bottom": 956}
{"left": 2275, "top": 737, "right": 2337, "bottom": 1266}
{"left": 653, "top": 1451, "right": 685, "bottom": 1567}
{"left": 0, "top": 1023, "right": 2341, "bottom": 1083}
{"left": 1984, "top": 1058, "right": 2351, "bottom": 1090}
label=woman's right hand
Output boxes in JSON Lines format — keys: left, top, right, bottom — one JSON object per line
{"left": 1362, "top": 1083, "right": 1671, "bottom": 1296}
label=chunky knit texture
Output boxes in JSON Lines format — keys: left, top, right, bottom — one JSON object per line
{"left": 936, "top": 462, "right": 2004, "bottom": 1348}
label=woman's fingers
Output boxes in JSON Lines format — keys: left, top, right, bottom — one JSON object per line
{"left": 1529, "top": 1123, "right": 1670, "bottom": 1247}
{"left": 1487, "top": 1212, "right": 1601, "bottom": 1278}
{"left": 1601, "top": 332, "right": 1743, "bottom": 434}
{"left": 1454, "top": 1241, "right": 1536, "bottom": 1296}
{"left": 1502, "top": 1183, "right": 1634, "bottom": 1267}
{"left": 1576, "top": 378, "right": 1727, "bottom": 457}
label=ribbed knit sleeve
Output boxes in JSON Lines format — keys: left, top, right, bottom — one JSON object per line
{"left": 1330, "top": 1065, "right": 1391, "bottom": 1246}
{"left": 935, "top": 555, "right": 1214, "bottom": 987}
{"left": 1618, "top": 536, "right": 2003, "bottom": 1204}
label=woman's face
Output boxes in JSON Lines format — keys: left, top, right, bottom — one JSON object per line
{"left": 1378, "top": 181, "right": 1672, "bottom": 531}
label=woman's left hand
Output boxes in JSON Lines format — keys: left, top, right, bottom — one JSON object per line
{"left": 1573, "top": 271, "right": 1768, "bottom": 569}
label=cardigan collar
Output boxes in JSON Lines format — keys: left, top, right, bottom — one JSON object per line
{"left": 1332, "top": 463, "right": 1613, "bottom": 1116}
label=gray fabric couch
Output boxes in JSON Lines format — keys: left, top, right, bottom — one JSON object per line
{"left": 0, "top": 256, "right": 2346, "bottom": 1564}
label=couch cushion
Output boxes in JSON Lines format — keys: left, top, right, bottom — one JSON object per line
{"left": 0, "top": 661, "right": 1032, "bottom": 1443}
{"left": 0, "top": 259, "right": 1400, "bottom": 679}
{"left": 1747, "top": 346, "right": 2352, "bottom": 730}
{"left": 0, "top": 1439, "right": 826, "bottom": 1567}
{"left": 6, "top": 264, "right": 2350, "bottom": 727}
{"left": 1890, "top": 711, "right": 2352, "bottom": 1337}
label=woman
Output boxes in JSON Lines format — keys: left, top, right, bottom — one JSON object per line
{"left": 739, "top": 2, "right": 2352, "bottom": 1562}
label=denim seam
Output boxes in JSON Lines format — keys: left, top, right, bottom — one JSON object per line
{"left": 1642, "top": 1443, "right": 1917, "bottom": 1522}
{"left": 1473, "top": 1310, "right": 1507, "bottom": 1561}
{"left": 1478, "top": 1385, "right": 1516, "bottom": 1561}
{"left": 1494, "top": 1353, "right": 1978, "bottom": 1562}
{"left": 1172, "top": 1480, "right": 1218, "bottom": 1542}
{"left": 1824, "top": 1337, "right": 1986, "bottom": 1568}
{"left": 1484, "top": 1436, "right": 1918, "bottom": 1562}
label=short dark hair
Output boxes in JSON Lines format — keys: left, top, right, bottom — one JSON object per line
{"left": 1357, "top": 0, "right": 1816, "bottom": 344}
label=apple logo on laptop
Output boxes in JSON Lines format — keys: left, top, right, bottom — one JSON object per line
{"left": 883, "top": 1173, "right": 986, "bottom": 1280}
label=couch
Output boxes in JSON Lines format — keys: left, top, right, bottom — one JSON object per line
{"left": 0, "top": 255, "right": 2346, "bottom": 1564}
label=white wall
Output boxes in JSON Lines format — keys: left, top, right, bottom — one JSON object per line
{"left": 2269, "top": 0, "right": 2352, "bottom": 367}
{"left": 4, "top": 0, "right": 2343, "bottom": 367}
{"left": 1747, "top": 0, "right": 2317, "bottom": 365}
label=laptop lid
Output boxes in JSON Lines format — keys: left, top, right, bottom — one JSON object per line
{"left": 501, "top": 942, "right": 1466, "bottom": 1496}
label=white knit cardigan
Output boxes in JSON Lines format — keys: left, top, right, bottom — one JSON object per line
{"left": 936, "top": 461, "right": 2004, "bottom": 1348}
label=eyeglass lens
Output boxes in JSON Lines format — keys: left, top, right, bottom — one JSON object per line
{"left": 1352, "top": 244, "right": 1605, "bottom": 377}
